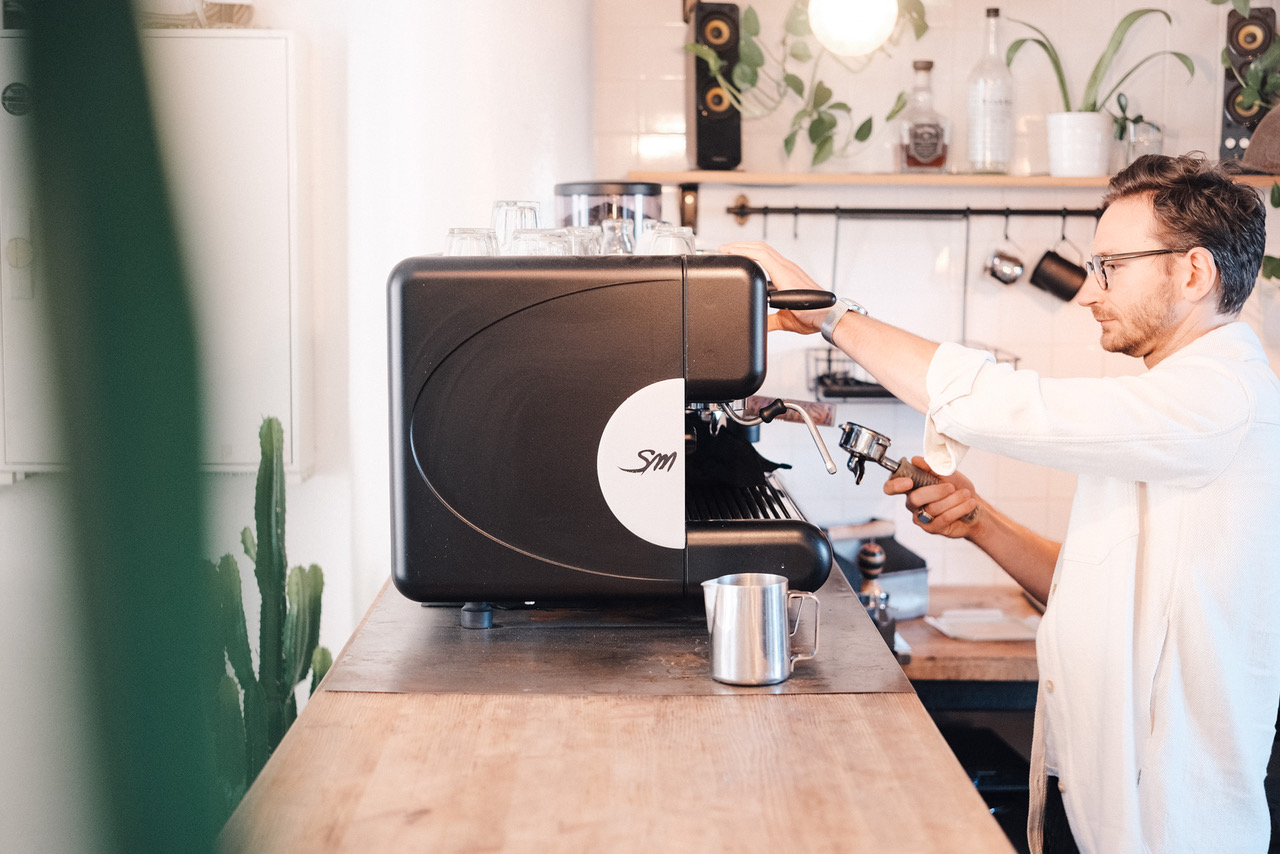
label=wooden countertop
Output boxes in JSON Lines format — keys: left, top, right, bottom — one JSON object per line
{"left": 223, "top": 575, "right": 1016, "bottom": 853}
{"left": 898, "top": 585, "right": 1040, "bottom": 683}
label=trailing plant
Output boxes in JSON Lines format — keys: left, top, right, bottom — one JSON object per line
{"left": 684, "top": 0, "right": 925, "bottom": 165}
{"left": 205, "top": 416, "right": 332, "bottom": 823}
{"left": 1006, "top": 9, "right": 1193, "bottom": 113}
{"left": 1223, "top": 36, "right": 1280, "bottom": 117}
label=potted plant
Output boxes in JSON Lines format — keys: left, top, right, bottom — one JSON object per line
{"left": 1007, "top": 9, "right": 1193, "bottom": 176}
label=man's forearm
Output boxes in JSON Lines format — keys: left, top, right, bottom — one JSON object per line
{"left": 827, "top": 311, "right": 938, "bottom": 414}
{"left": 964, "top": 498, "right": 1060, "bottom": 604}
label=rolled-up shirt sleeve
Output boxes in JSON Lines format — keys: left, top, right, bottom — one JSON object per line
{"left": 921, "top": 341, "right": 1254, "bottom": 487}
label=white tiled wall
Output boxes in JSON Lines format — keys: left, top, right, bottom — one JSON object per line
{"left": 591, "top": 0, "right": 1280, "bottom": 586}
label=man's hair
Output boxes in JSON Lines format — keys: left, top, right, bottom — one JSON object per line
{"left": 1101, "top": 152, "right": 1265, "bottom": 315}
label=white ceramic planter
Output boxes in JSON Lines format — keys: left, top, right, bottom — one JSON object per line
{"left": 1046, "top": 111, "right": 1114, "bottom": 177}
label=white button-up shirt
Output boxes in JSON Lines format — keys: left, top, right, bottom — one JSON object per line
{"left": 922, "top": 323, "right": 1280, "bottom": 854}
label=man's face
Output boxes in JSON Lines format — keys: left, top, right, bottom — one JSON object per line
{"left": 1080, "top": 195, "right": 1182, "bottom": 360}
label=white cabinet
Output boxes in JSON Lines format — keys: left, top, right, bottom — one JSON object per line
{"left": 0, "top": 30, "right": 309, "bottom": 477}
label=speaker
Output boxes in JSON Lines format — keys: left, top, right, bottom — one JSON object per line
{"left": 1221, "top": 7, "right": 1277, "bottom": 161}
{"left": 686, "top": 2, "right": 742, "bottom": 171}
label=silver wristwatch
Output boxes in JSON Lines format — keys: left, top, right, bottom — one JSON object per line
{"left": 820, "top": 298, "right": 867, "bottom": 344}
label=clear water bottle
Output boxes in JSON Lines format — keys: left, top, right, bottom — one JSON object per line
{"left": 898, "top": 60, "right": 950, "bottom": 173}
{"left": 967, "top": 8, "right": 1014, "bottom": 174}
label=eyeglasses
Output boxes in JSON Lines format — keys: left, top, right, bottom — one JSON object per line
{"left": 1084, "top": 248, "right": 1187, "bottom": 291}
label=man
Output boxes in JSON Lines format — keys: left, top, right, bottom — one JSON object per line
{"left": 724, "top": 153, "right": 1280, "bottom": 853}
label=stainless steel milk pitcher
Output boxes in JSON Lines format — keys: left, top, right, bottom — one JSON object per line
{"left": 702, "top": 572, "right": 819, "bottom": 685}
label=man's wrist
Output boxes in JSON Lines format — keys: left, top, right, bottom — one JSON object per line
{"left": 820, "top": 298, "right": 867, "bottom": 344}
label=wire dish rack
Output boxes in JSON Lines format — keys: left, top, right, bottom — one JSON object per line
{"left": 807, "top": 343, "right": 1021, "bottom": 401}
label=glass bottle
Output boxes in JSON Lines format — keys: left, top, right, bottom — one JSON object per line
{"left": 898, "top": 60, "right": 950, "bottom": 173}
{"left": 967, "top": 8, "right": 1014, "bottom": 174}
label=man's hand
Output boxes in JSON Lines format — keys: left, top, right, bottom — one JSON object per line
{"left": 884, "top": 456, "right": 980, "bottom": 539}
{"left": 719, "top": 241, "right": 829, "bottom": 335}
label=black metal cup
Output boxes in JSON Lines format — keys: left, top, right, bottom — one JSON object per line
{"left": 1030, "top": 250, "right": 1086, "bottom": 301}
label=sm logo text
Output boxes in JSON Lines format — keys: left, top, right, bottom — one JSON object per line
{"left": 620, "top": 449, "right": 678, "bottom": 475}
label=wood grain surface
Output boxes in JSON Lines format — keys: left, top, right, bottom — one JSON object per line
{"left": 224, "top": 690, "right": 1014, "bottom": 853}
{"left": 897, "top": 585, "right": 1040, "bottom": 682}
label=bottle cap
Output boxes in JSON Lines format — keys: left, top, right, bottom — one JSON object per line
{"left": 986, "top": 8, "right": 1000, "bottom": 17}
{"left": 913, "top": 60, "right": 934, "bottom": 71}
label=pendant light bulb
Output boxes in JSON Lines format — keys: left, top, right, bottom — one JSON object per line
{"left": 808, "top": 0, "right": 899, "bottom": 57}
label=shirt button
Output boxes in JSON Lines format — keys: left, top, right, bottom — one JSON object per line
{"left": 1058, "top": 780, "right": 1067, "bottom": 794}
{"left": 1045, "top": 680, "right": 1055, "bottom": 693}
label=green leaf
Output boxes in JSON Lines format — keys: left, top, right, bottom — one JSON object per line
{"left": 808, "top": 111, "right": 837, "bottom": 143}
{"left": 812, "top": 80, "right": 832, "bottom": 109}
{"left": 1262, "top": 254, "right": 1280, "bottom": 279}
{"left": 1222, "top": 46, "right": 1234, "bottom": 69}
{"left": 1269, "top": 182, "right": 1280, "bottom": 209}
{"left": 812, "top": 135, "right": 835, "bottom": 165}
{"left": 828, "top": 101, "right": 852, "bottom": 113}
{"left": 1007, "top": 26, "right": 1072, "bottom": 112}
{"left": 854, "top": 116, "right": 873, "bottom": 142}
{"left": 898, "top": 0, "right": 929, "bottom": 40}
{"left": 1081, "top": 9, "right": 1172, "bottom": 112}
{"left": 784, "top": 73, "right": 804, "bottom": 98}
{"left": 1096, "top": 51, "right": 1194, "bottom": 113}
{"left": 742, "top": 5, "right": 760, "bottom": 38}
{"left": 1246, "top": 64, "right": 1264, "bottom": 91}
{"left": 785, "top": 0, "right": 811, "bottom": 37}
{"left": 732, "top": 61, "right": 758, "bottom": 91}
{"left": 1239, "top": 88, "right": 1260, "bottom": 110}
{"left": 738, "top": 33, "right": 764, "bottom": 69}
{"left": 789, "top": 40, "right": 813, "bottom": 62}
{"left": 684, "top": 42, "right": 723, "bottom": 76}
{"left": 885, "top": 91, "right": 908, "bottom": 121}
{"left": 1233, "top": 0, "right": 1252, "bottom": 16}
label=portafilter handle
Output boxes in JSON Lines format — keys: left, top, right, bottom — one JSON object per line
{"left": 837, "top": 421, "right": 979, "bottom": 523}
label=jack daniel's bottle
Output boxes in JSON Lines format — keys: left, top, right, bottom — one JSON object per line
{"left": 898, "top": 60, "right": 950, "bottom": 173}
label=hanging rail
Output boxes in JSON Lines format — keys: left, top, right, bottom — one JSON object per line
{"left": 726, "top": 194, "right": 1103, "bottom": 226}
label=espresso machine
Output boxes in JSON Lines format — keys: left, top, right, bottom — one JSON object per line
{"left": 388, "top": 254, "right": 839, "bottom": 607}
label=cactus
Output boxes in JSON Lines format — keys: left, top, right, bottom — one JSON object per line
{"left": 208, "top": 417, "right": 331, "bottom": 822}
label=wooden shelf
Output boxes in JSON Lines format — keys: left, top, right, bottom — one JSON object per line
{"left": 627, "top": 169, "right": 1280, "bottom": 190}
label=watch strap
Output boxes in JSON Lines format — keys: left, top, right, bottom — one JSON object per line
{"left": 820, "top": 298, "right": 867, "bottom": 344}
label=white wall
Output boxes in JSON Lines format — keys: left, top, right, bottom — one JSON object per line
{"left": 592, "top": 0, "right": 1280, "bottom": 585}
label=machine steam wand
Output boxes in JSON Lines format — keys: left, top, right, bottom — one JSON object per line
{"left": 837, "top": 422, "right": 979, "bottom": 523}
{"left": 704, "top": 399, "right": 839, "bottom": 474}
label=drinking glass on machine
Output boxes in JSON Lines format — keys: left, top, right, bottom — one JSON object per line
{"left": 444, "top": 227, "right": 499, "bottom": 257}
{"left": 565, "top": 225, "right": 603, "bottom": 255}
{"left": 646, "top": 225, "right": 697, "bottom": 255}
{"left": 507, "top": 227, "right": 569, "bottom": 256}
{"left": 599, "top": 217, "right": 635, "bottom": 255}
{"left": 491, "top": 200, "right": 541, "bottom": 254}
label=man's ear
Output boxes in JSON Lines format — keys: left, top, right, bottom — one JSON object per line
{"left": 1183, "top": 247, "right": 1218, "bottom": 304}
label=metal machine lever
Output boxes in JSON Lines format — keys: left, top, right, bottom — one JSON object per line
{"left": 717, "top": 398, "right": 839, "bottom": 474}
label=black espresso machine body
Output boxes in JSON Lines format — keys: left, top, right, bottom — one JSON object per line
{"left": 388, "top": 254, "right": 832, "bottom": 603}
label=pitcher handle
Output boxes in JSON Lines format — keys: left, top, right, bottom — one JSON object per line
{"left": 787, "top": 590, "right": 820, "bottom": 670}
